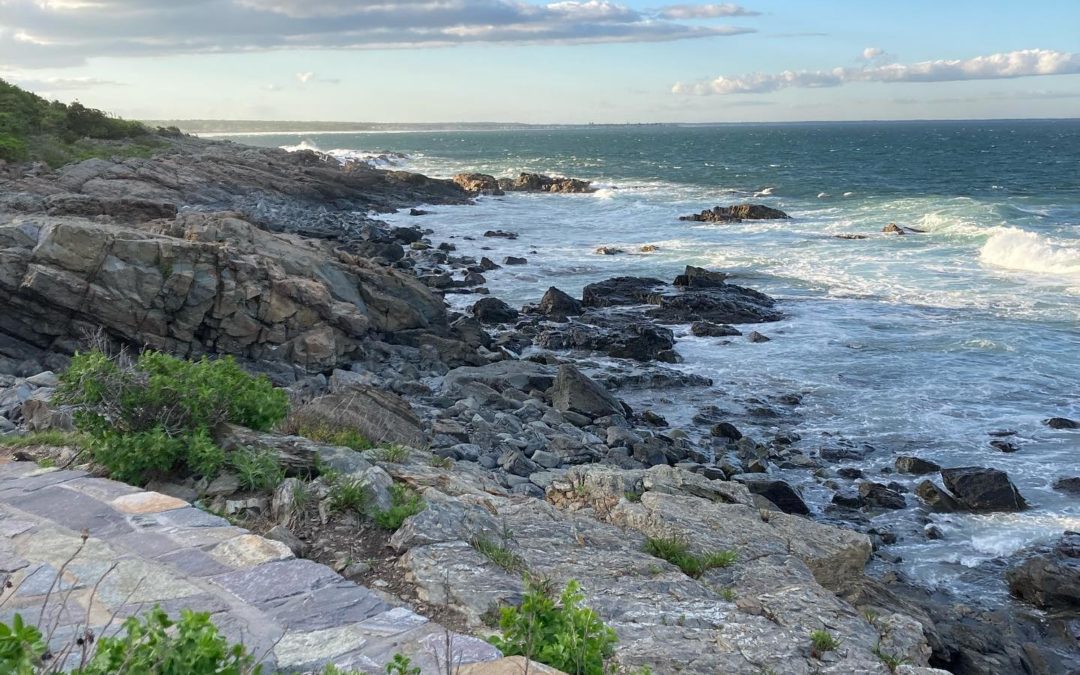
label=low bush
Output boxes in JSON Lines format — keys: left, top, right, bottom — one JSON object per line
{"left": 0, "top": 431, "right": 84, "bottom": 449}
{"left": 489, "top": 578, "right": 617, "bottom": 675}
{"left": 57, "top": 349, "right": 288, "bottom": 484}
{"left": 371, "top": 484, "right": 425, "bottom": 530}
{"left": 643, "top": 536, "right": 736, "bottom": 579}
{"left": 230, "top": 448, "right": 285, "bottom": 492}
{"left": 290, "top": 418, "right": 373, "bottom": 452}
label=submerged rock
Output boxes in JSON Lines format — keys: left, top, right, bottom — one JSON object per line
{"left": 679, "top": 204, "right": 790, "bottom": 223}
{"left": 1044, "top": 417, "right": 1079, "bottom": 430}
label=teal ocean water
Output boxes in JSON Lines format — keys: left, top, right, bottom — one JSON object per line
{"left": 223, "top": 121, "right": 1080, "bottom": 597}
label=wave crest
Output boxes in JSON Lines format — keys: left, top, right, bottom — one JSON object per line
{"left": 979, "top": 227, "right": 1080, "bottom": 276}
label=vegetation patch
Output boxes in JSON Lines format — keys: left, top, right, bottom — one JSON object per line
{"left": 0, "top": 430, "right": 84, "bottom": 450}
{"left": 643, "top": 536, "right": 736, "bottom": 579}
{"left": 810, "top": 629, "right": 841, "bottom": 658}
{"left": 289, "top": 416, "right": 374, "bottom": 452}
{"left": 229, "top": 448, "right": 286, "bottom": 492}
{"left": 371, "top": 484, "right": 425, "bottom": 530}
{"left": 489, "top": 578, "right": 617, "bottom": 675}
{"left": 470, "top": 536, "right": 527, "bottom": 573}
{"left": 56, "top": 349, "right": 287, "bottom": 485}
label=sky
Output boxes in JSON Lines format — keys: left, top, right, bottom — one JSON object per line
{"left": 1, "top": 0, "right": 1079, "bottom": 123}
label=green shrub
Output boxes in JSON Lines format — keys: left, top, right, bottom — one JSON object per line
{"left": 57, "top": 349, "right": 288, "bottom": 484}
{"left": 810, "top": 629, "right": 841, "bottom": 657}
{"left": 327, "top": 476, "right": 371, "bottom": 517}
{"left": 373, "top": 444, "right": 410, "bottom": 463}
{"left": 230, "top": 448, "right": 285, "bottom": 492}
{"left": 0, "top": 613, "right": 45, "bottom": 674}
{"left": 489, "top": 578, "right": 617, "bottom": 675}
{"left": 372, "top": 484, "right": 425, "bottom": 530}
{"left": 0, "top": 430, "right": 84, "bottom": 449}
{"left": 384, "top": 653, "right": 420, "bottom": 675}
{"left": 643, "top": 536, "right": 736, "bottom": 579}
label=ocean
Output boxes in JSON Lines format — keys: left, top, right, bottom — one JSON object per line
{"left": 221, "top": 120, "right": 1080, "bottom": 600}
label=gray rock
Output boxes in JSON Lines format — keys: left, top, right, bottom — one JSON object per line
{"left": 1005, "top": 531, "right": 1080, "bottom": 611}
{"left": 551, "top": 364, "right": 623, "bottom": 419}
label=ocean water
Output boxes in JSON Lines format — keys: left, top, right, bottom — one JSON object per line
{"left": 224, "top": 121, "right": 1080, "bottom": 599}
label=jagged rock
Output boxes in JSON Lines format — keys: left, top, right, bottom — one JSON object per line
{"left": 452, "top": 173, "right": 504, "bottom": 195}
{"left": 858, "top": 482, "right": 906, "bottom": 510}
{"left": 673, "top": 266, "right": 729, "bottom": 288}
{"left": 915, "top": 480, "right": 960, "bottom": 513}
{"left": 471, "top": 297, "right": 518, "bottom": 324}
{"left": 679, "top": 204, "right": 790, "bottom": 223}
{"left": 496, "top": 173, "right": 594, "bottom": 194}
{"left": 582, "top": 277, "right": 665, "bottom": 308}
{"left": 1005, "top": 532, "right": 1080, "bottom": 611}
{"left": 550, "top": 364, "right": 624, "bottom": 420}
{"left": 1052, "top": 477, "right": 1080, "bottom": 496}
{"left": 747, "top": 331, "right": 771, "bottom": 343}
{"left": 895, "top": 456, "right": 941, "bottom": 475}
{"left": 594, "top": 246, "right": 624, "bottom": 255}
{"left": 483, "top": 230, "right": 517, "bottom": 239}
{"left": 690, "top": 321, "right": 741, "bottom": 337}
{"left": 503, "top": 256, "right": 527, "bottom": 265}
{"left": 940, "top": 466, "right": 1027, "bottom": 512}
{"left": 535, "top": 314, "right": 675, "bottom": 362}
{"left": 710, "top": 422, "right": 743, "bottom": 440}
{"left": 536, "top": 286, "right": 583, "bottom": 321}
{"left": 735, "top": 477, "right": 810, "bottom": 515}
{"left": 882, "top": 223, "right": 925, "bottom": 235}
{"left": 581, "top": 276, "right": 781, "bottom": 325}
{"left": 291, "top": 387, "right": 427, "bottom": 448}
{"left": 1044, "top": 417, "right": 1079, "bottom": 429}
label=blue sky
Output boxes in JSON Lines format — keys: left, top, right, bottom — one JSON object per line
{"left": 1, "top": 1, "right": 1078, "bottom": 123}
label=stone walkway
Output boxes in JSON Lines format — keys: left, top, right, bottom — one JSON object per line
{"left": 0, "top": 461, "right": 501, "bottom": 673}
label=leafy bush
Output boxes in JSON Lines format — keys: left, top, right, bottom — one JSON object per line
{"left": 0, "top": 613, "right": 45, "bottom": 674}
{"left": 384, "top": 653, "right": 420, "bottom": 675}
{"left": 810, "top": 629, "right": 841, "bottom": 657}
{"left": 489, "top": 578, "right": 617, "bottom": 675}
{"left": 230, "top": 448, "right": 285, "bottom": 492}
{"left": 371, "top": 484, "right": 425, "bottom": 530}
{"left": 57, "top": 349, "right": 288, "bottom": 484}
{"left": 643, "top": 536, "right": 736, "bottom": 579}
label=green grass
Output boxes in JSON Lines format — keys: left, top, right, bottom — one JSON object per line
{"left": 228, "top": 448, "right": 285, "bottom": 492}
{"left": 470, "top": 536, "right": 527, "bottom": 573}
{"left": 295, "top": 422, "right": 374, "bottom": 452}
{"left": 873, "top": 645, "right": 907, "bottom": 672}
{"left": 624, "top": 490, "right": 643, "bottom": 502}
{"left": 429, "top": 454, "right": 453, "bottom": 469}
{"left": 373, "top": 444, "right": 410, "bottom": 463}
{"left": 326, "top": 476, "right": 371, "bottom": 517}
{"left": 810, "top": 629, "right": 841, "bottom": 657}
{"left": 0, "top": 431, "right": 84, "bottom": 449}
{"left": 643, "top": 536, "right": 737, "bottom": 579}
{"left": 371, "top": 484, "right": 425, "bottom": 530}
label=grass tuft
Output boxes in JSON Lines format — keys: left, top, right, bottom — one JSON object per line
{"left": 643, "top": 536, "right": 736, "bottom": 579}
{"left": 470, "top": 536, "right": 527, "bottom": 573}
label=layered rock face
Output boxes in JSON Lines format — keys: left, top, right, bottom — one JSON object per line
{"left": 0, "top": 212, "right": 452, "bottom": 372}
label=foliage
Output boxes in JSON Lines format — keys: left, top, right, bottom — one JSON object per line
{"left": 428, "top": 453, "right": 453, "bottom": 469}
{"left": 0, "top": 79, "right": 155, "bottom": 165}
{"left": 489, "top": 578, "right": 617, "bottom": 675}
{"left": 809, "top": 629, "right": 841, "bottom": 657}
{"left": 373, "top": 444, "right": 410, "bottom": 463}
{"left": 643, "top": 536, "right": 736, "bottom": 579}
{"left": 470, "top": 536, "right": 527, "bottom": 573}
{"left": 57, "top": 349, "right": 288, "bottom": 484}
{"left": 292, "top": 419, "right": 373, "bottom": 452}
{"left": 229, "top": 448, "right": 285, "bottom": 492}
{"left": 384, "top": 653, "right": 420, "bottom": 675}
{"left": 371, "top": 484, "right": 425, "bottom": 530}
{"left": 0, "top": 431, "right": 84, "bottom": 449}
{"left": 623, "top": 491, "right": 642, "bottom": 503}
{"left": 873, "top": 645, "right": 907, "bottom": 672}
{"left": 0, "top": 613, "right": 46, "bottom": 675}
{"left": 326, "top": 475, "right": 372, "bottom": 517}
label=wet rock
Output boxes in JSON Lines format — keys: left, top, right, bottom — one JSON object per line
{"left": 895, "top": 456, "right": 941, "bottom": 475}
{"left": 471, "top": 297, "right": 519, "bottom": 324}
{"left": 1005, "top": 532, "right": 1080, "bottom": 611}
{"left": 536, "top": 286, "right": 583, "bottom": 321}
{"left": 640, "top": 410, "right": 668, "bottom": 427}
{"left": 914, "top": 480, "right": 960, "bottom": 513}
{"left": 1052, "top": 477, "right": 1080, "bottom": 496}
{"left": 747, "top": 331, "right": 771, "bottom": 343}
{"left": 882, "top": 223, "right": 926, "bottom": 235}
{"left": 710, "top": 422, "right": 743, "bottom": 440}
{"left": 408, "top": 208, "right": 429, "bottom": 216}
{"left": 497, "top": 173, "right": 594, "bottom": 194}
{"left": 483, "top": 230, "right": 517, "bottom": 240}
{"left": 581, "top": 277, "right": 665, "bottom": 308}
{"left": 858, "top": 482, "right": 907, "bottom": 510}
{"left": 690, "top": 321, "right": 741, "bottom": 337}
{"left": 672, "top": 266, "right": 729, "bottom": 288}
{"left": 989, "top": 439, "right": 1019, "bottom": 453}
{"left": 679, "top": 204, "right": 790, "bottom": 223}
{"left": 594, "top": 246, "right": 624, "bottom": 255}
{"left": 1044, "top": 417, "right": 1078, "bottom": 430}
{"left": 550, "top": 364, "right": 624, "bottom": 420}
{"left": 535, "top": 314, "right": 675, "bottom": 362}
{"left": 479, "top": 256, "right": 500, "bottom": 271}
{"left": 735, "top": 477, "right": 811, "bottom": 515}
{"left": 940, "top": 466, "right": 1027, "bottom": 512}
{"left": 832, "top": 490, "right": 864, "bottom": 509}
{"left": 453, "top": 173, "right": 504, "bottom": 195}
{"left": 503, "top": 256, "right": 527, "bottom": 265}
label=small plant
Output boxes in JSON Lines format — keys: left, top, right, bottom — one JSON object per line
{"left": 372, "top": 484, "right": 425, "bottom": 530}
{"left": 290, "top": 478, "right": 316, "bottom": 517}
{"left": 229, "top": 448, "right": 285, "bottom": 492}
{"left": 489, "top": 578, "right": 617, "bottom": 675}
{"left": 873, "top": 645, "right": 907, "bottom": 672}
{"left": 293, "top": 420, "right": 374, "bottom": 452}
{"left": 0, "top": 430, "right": 84, "bottom": 449}
{"left": 624, "top": 490, "right": 643, "bottom": 503}
{"left": 327, "top": 476, "right": 371, "bottom": 517}
{"left": 643, "top": 536, "right": 736, "bottom": 579}
{"left": 810, "top": 629, "right": 841, "bottom": 658}
{"left": 374, "top": 444, "right": 410, "bottom": 463}
{"left": 385, "top": 652, "right": 420, "bottom": 675}
{"left": 720, "top": 586, "right": 737, "bottom": 602}
{"left": 0, "top": 613, "right": 46, "bottom": 673}
{"left": 470, "top": 536, "right": 527, "bottom": 573}
{"left": 429, "top": 454, "right": 453, "bottom": 469}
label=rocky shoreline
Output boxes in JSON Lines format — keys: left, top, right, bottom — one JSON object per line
{"left": 1, "top": 136, "right": 1077, "bottom": 674}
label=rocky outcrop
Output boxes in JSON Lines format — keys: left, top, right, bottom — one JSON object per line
{"left": 679, "top": 204, "right": 790, "bottom": 223}
{"left": 0, "top": 213, "right": 464, "bottom": 373}
{"left": 453, "top": 173, "right": 504, "bottom": 195}
{"left": 581, "top": 274, "right": 782, "bottom": 325}
{"left": 882, "top": 224, "right": 926, "bottom": 235}
{"left": 291, "top": 387, "right": 428, "bottom": 448}
{"left": 1044, "top": 416, "right": 1079, "bottom": 429}
{"left": 940, "top": 467, "right": 1027, "bottom": 512}
{"left": 471, "top": 297, "right": 519, "bottom": 325}
{"left": 496, "top": 173, "right": 594, "bottom": 194}
{"left": 1005, "top": 532, "right": 1080, "bottom": 611}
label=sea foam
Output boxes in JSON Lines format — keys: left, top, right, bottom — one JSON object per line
{"left": 979, "top": 227, "right": 1080, "bottom": 276}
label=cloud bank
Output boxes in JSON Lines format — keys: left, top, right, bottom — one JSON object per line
{"left": 0, "top": 0, "right": 757, "bottom": 68}
{"left": 673, "top": 49, "right": 1080, "bottom": 95}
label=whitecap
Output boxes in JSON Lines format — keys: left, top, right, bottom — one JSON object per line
{"left": 979, "top": 227, "right": 1080, "bottom": 277}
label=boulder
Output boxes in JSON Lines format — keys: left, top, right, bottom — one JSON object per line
{"left": 710, "top": 422, "right": 743, "bottom": 440}
{"left": 550, "top": 364, "right": 623, "bottom": 419}
{"left": 858, "top": 482, "right": 906, "bottom": 510}
{"left": 735, "top": 477, "right": 810, "bottom": 515}
{"left": 471, "top": 297, "right": 519, "bottom": 324}
{"left": 940, "top": 467, "right": 1027, "bottom": 512}
{"left": 895, "top": 456, "right": 941, "bottom": 475}
{"left": 503, "top": 256, "right": 527, "bottom": 265}
{"left": 1052, "top": 477, "right": 1080, "bottom": 496}
{"left": 497, "top": 173, "right": 594, "bottom": 194}
{"left": 292, "top": 387, "right": 427, "bottom": 449}
{"left": 673, "top": 266, "right": 729, "bottom": 288}
{"left": 581, "top": 277, "right": 665, "bottom": 308}
{"left": 679, "top": 204, "right": 790, "bottom": 223}
{"left": 483, "top": 230, "right": 517, "bottom": 239}
{"left": 535, "top": 315, "right": 675, "bottom": 362}
{"left": 536, "top": 286, "right": 583, "bottom": 321}
{"left": 915, "top": 480, "right": 960, "bottom": 513}
{"left": 747, "top": 331, "right": 770, "bottom": 343}
{"left": 690, "top": 321, "right": 741, "bottom": 338}
{"left": 882, "top": 223, "right": 925, "bottom": 235}
{"left": 452, "top": 173, "right": 504, "bottom": 195}
{"left": 1005, "top": 532, "right": 1080, "bottom": 611}
{"left": 1044, "top": 417, "right": 1079, "bottom": 430}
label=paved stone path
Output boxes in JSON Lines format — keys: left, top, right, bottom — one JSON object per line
{"left": 0, "top": 461, "right": 501, "bottom": 673}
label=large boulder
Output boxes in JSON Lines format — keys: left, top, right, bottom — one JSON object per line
{"left": 735, "top": 477, "right": 811, "bottom": 515}
{"left": 679, "top": 204, "right": 790, "bottom": 223}
{"left": 940, "top": 467, "right": 1027, "bottom": 512}
{"left": 580, "top": 276, "right": 781, "bottom": 325}
{"left": 452, "top": 173, "right": 504, "bottom": 195}
{"left": 550, "top": 364, "right": 624, "bottom": 419}
{"left": 292, "top": 387, "right": 428, "bottom": 448}
{"left": 536, "top": 286, "right": 583, "bottom": 321}
{"left": 1005, "top": 532, "right": 1080, "bottom": 611}
{"left": 471, "top": 297, "right": 519, "bottom": 324}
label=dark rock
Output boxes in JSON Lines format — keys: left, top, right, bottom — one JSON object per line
{"left": 941, "top": 466, "right": 1027, "bottom": 512}
{"left": 499, "top": 450, "right": 539, "bottom": 477}
{"left": 641, "top": 410, "right": 668, "bottom": 427}
{"left": 710, "top": 422, "right": 743, "bottom": 441}
{"left": 550, "top": 364, "right": 623, "bottom": 420}
{"left": 673, "top": 266, "right": 729, "bottom": 288}
{"left": 895, "top": 456, "right": 941, "bottom": 475}
{"left": 479, "top": 256, "right": 501, "bottom": 271}
{"left": 1052, "top": 477, "right": 1080, "bottom": 496}
{"left": 915, "top": 480, "right": 961, "bottom": 513}
{"left": 537, "top": 287, "right": 583, "bottom": 321}
{"left": 582, "top": 277, "right": 665, "bottom": 308}
{"left": 1044, "top": 417, "right": 1079, "bottom": 430}
{"left": 924, "top": 525, "right": 944, "bottom": 540}
{"left": 408, "top": 208, "right": 429, "bottom": 216}
{"left": 471, "top": 297, "right": 519, "bottom": 324}
{"left": 679, "top": 204, "right": 790, "bottom": 223}
{"left": 535, "top": 314, "right": 675, "bottom": 362}
{"left": 737, "top": 478, "right": 810, "bottom": 515}
{"left": 837, "top": 467, "right": 864, "bottom": 479}
{"left": 690, "top": 321, "right": 741, "bottom": 337}
{"left": 646, "top": 285, "right": 781, "bottom": 325}
{"left": 834, "top": 234, "right": 868, "bottom": 240}
{"left": 882, "top": 223, "right": 926, "bottom": 235}
{"left": 989, "top": 439, "right": 1019, "bottom": 453}
{"left": 832, "top": 491, "right": 863, "bottom": 509}
{"left": 594, "top": 246, "right": 624, "bottom": 255}
{"left": 858, "top": 482, "right": 907, "bottom": 510}
{"left": 497, "top": 173, "right": 593, "bottom": 194}
{"left": 747, "top": 331, "right": 770, "bottom": 343}
{"left": 484, "top": 230, "right": 518, "bottom": 239}
{"left": 503, "top": 256, "right": 527, "bottom": 265}
{"left": 1005, "top": 532, "right": 1080, "bottom": 611}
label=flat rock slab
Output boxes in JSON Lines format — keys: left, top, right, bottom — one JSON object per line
{"left": 0, "top": 462, "right": 499, "bottom": 673}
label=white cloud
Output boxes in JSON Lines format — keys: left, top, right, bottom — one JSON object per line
{"left": 860, "top": 47, "right": 884, "bottom": 61}
{"left": 673, "top": 48, "right": 1080, "bottom": 95}
{"left": 0, "top": 0, "right": 756, "bottom": 68}
{"left": 657, "top": 3, "right": 759, "bottom": 19}
{"left": 6, "top": 75, "right": 125, "bottom": 90}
